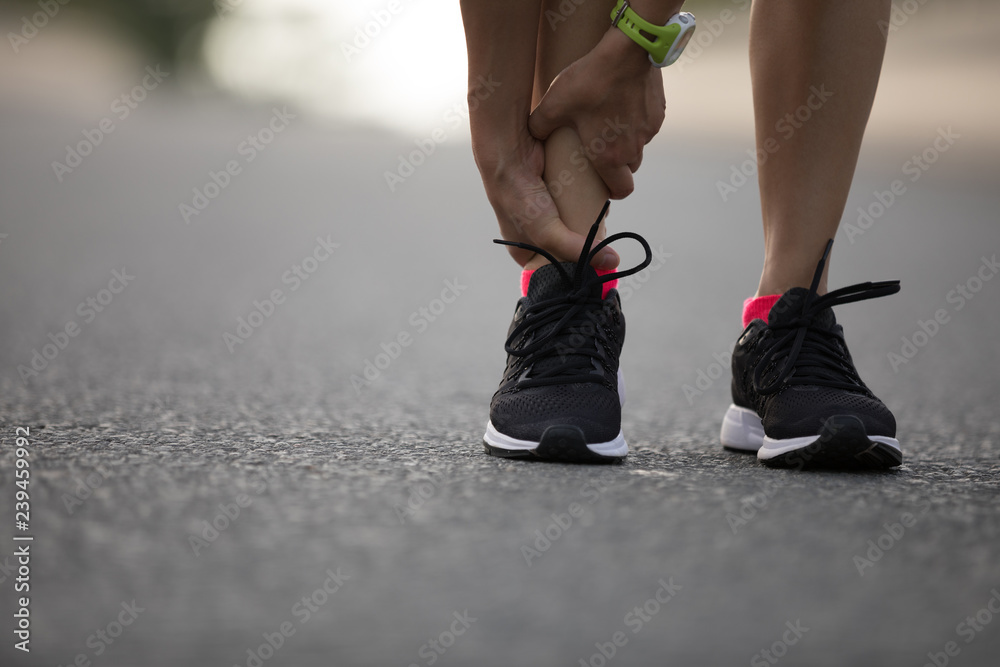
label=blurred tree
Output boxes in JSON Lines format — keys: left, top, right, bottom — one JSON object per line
{"left": 7, "top": 0, "right": 218, "bottom": 66}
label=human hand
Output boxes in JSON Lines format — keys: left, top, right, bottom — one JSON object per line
{"left": 528, "top": 28, "right": 666, "bottom": 199}
{"left": 470, "top": 126, "right": 620, "bottom": 268}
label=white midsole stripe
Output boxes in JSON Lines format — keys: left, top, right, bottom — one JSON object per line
{"left": 483, "top": 420, "right": 628, "bottom": 457}
{"left": 758, "top": 434, "right": 900, "bottom": 460}
{"left": 721, "top": 404, "right": 901, "bottom": 460}
{"left": 482, "top": 368, "right": 628, "bottom": 457}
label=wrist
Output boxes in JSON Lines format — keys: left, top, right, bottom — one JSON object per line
{"left": 471, "top": 116, "right": 529, "bottom": 160}
{"left": 468, "top": 87, "right": 531, "bottom": 140}
{"left": 470, "top": 121, "right": 533, "bottom": 179}
{"left": 626, "top": 0, "right": 685, "bottom": 25}
{"left": 597, "top": 27, "right": 653, "bottom": 78}
{"left": 608, "top": 0, "right": 690, "bottom": 69}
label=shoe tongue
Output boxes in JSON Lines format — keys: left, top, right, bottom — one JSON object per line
{"left": 768, "top": 287, "right": 836, "bottom": 329}
{"left": 525, "top": 262, "right": 604, "bottom": 380}
{"left": 527, "top": 262, "right": 600, "bottom": 302}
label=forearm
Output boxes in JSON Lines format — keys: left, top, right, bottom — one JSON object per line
{"left": 460, "top": 0, "right": 540, "bottom": 151}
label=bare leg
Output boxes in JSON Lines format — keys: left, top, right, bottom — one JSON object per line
{"left": 750, "top": 0, "right": 890, "bottom": 296}
{"left": 524, "top": 0, "right": 614, "bottom": 271}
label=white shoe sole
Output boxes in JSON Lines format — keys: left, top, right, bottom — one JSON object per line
{"left": 720, "top": 404, "right": 764, "bottom": 452}
{"left": 483, "top": 368, "right": 628, "bottom": 460}
{"left": 483, "top": 421, "right": 628, "bottom": 458}
{"left": 720, "top": 403, "right": 902, "bottom": 468}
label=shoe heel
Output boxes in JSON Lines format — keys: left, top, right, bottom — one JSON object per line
{"left": 720, "top": 404, "right": 764, "bottom": 452}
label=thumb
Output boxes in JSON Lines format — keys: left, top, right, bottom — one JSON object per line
{"left": 528, "top": 88, "right": 569, "bottom": 142}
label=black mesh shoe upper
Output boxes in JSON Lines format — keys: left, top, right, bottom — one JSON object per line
{"left": 730, "top": 241, "right": 901, "bottom": 441}
{"left": 490, "top": 263, "right": 626, "bottom": 443}
{"left": 488, "top": 201, "right": 652, "bottom": 445}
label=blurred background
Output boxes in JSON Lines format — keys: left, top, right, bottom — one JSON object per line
{"left": 1, "top": 1, "right": 998, "bottom": 666}
{"left": 2, "top": 0, "right": 998, "bottom": 148}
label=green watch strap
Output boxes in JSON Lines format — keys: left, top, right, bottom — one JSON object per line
{"left": 610, "top": 0, "right": 682, "bottom": 66}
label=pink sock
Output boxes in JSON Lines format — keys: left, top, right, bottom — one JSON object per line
{"left": 521, "top": 268, "right": 618, "bottom": 299}
{"left": 742, "top": 294, "right": 781, "bottom": 328}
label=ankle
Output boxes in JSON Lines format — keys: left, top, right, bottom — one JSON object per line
{"left": 755, "top": 279, "right": 827, "bottom": 298}
{"left": 757, "top": 244, "right": 831, "bottom": 296}
{"left": 757, "top": 266, "right": 828, "bottom": 297}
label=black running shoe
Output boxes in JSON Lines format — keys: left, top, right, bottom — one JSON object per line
{"left": 720, "top": 240, "right": 902, "bottom": 469}
{"left": 483, "top": 201, "right": 652, "bottom": 463}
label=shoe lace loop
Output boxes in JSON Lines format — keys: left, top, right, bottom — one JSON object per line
{"left": 493, "top": 201, "right": 652, "bottom": 388}
{"left": 752, "top": 239, "right": 900, "bottom": 395}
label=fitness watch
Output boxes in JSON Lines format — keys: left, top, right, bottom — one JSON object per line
{"left": 610, "top": 0, "right": 696, "bottom": 68}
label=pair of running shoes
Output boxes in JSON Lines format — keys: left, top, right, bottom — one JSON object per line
{"left": 483, "top": 202, "right": 902, "bottom": 469}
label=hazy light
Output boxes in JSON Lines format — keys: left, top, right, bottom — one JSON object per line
{"left": 203, "top": 0, "right": 470, "bottom": 135}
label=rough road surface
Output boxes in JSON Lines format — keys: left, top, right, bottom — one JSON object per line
{"left": 1, "top": 96, "right": 999, "bottom": 666}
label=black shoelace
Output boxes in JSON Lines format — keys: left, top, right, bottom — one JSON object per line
{"left": 493, "top": 201, "right": 652, "bottom": 388}
{"left": 753, "top": 239, "right": 900, "bottom": 395}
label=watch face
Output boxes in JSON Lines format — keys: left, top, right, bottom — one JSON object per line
{"left": 674, "top": 25, "right": 695, "bottom": 54}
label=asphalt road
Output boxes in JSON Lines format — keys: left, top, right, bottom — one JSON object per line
{"left": 1, "top": 94, "right": 999, "bottom": 667}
